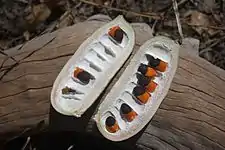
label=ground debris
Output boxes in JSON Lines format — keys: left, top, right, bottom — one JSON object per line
{"left": 184, "top": 10, "right": 219, "bottom": 36}
{"left": 25, "top": 3, "right": 51, "bottom": 26}
{"left": 0, "top": 0, "right": 225, "bottom": 70}
{"left": 56, "top": 11, "right": 74, "bottom": 29}
{"left": 191, "top": 0, "right": 219, "bottom": 13}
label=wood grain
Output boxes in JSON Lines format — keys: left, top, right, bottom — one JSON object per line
{"left": 1, "top": 17, "right": 225, "bottom": 150}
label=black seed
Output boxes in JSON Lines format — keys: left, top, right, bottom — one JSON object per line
{"left": 138, "top": 63, "right": 148, "bottom": 75}
{"left": 146, "top": 55, "right": 155, "bottom": 62}
{"left": 121, "top": 103, "right": 132, "bottom": 114}
{"left": 146, "top": 54, "right": 160, "bottom": 68}
{"left": 113, "top": 29, "right": 123, "bottom": 43}
{"left": 137, "top": 74, "right": 151, "bottom": 87}
{"left": 149, "top": 58, "right": 160, "bottom": 68}
{"left": 77, "top": 71, "right": 92, "bottom": 84}
{"left": 105, "top": 116, "right": 116, "bottom": 127}
{"left": 133, "top": 86, "right": 145, "bottom": 97}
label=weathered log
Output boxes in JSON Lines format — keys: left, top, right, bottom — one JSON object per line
{"left": 1, "top": 15, "right": 225, "bottom": 150}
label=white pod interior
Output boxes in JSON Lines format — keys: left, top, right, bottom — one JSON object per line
{"left": 51, "top": 15, "right": 135, "bottom": 117}
{"left": 95, "top": 36, "right": 179, "bottom": 141}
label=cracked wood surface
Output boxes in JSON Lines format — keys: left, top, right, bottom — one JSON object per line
{"left": 1, "top": 17, "right": 225, "bottom": 150}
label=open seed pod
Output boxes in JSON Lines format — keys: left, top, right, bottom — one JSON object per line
{"left": 94, "top": 36, "right": 179, "bottom": 141}
{"left": 51, "top": 15, "right": 135, "bottom": 117}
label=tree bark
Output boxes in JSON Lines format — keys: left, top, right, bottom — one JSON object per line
{"left": 1, "top": 16, "right": 225, "bottom": 150}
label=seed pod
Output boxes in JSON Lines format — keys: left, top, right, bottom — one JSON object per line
{"left": 108, "top": 26, "right": 124, "bottom": 44}
{"left": 51, "top": 15, "right": 135, "bottom": 118}
{"left": 73, "top": 67, "right": 93, "bottom": 84}
{"left": 94, "top": 36, "right": 180, "bottom": 141}
{"left": 132, "top": 86, "right": 151, "bottom": 104}
{"left": 120, "top": 103, "right": 137, "bottom": 122}
{"left": 105, "top": 116, "right": 119, "bottom": 133}
{"left": 137, "top": 63, "right": 156, "bottom": 77}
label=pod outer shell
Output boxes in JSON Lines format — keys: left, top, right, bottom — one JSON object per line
{"left": 95, "top": 36, "right": 180, "bottom": 141}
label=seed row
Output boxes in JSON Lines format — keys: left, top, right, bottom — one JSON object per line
{"left": 105, "top": 54, "right": 168, "bottom": 133}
